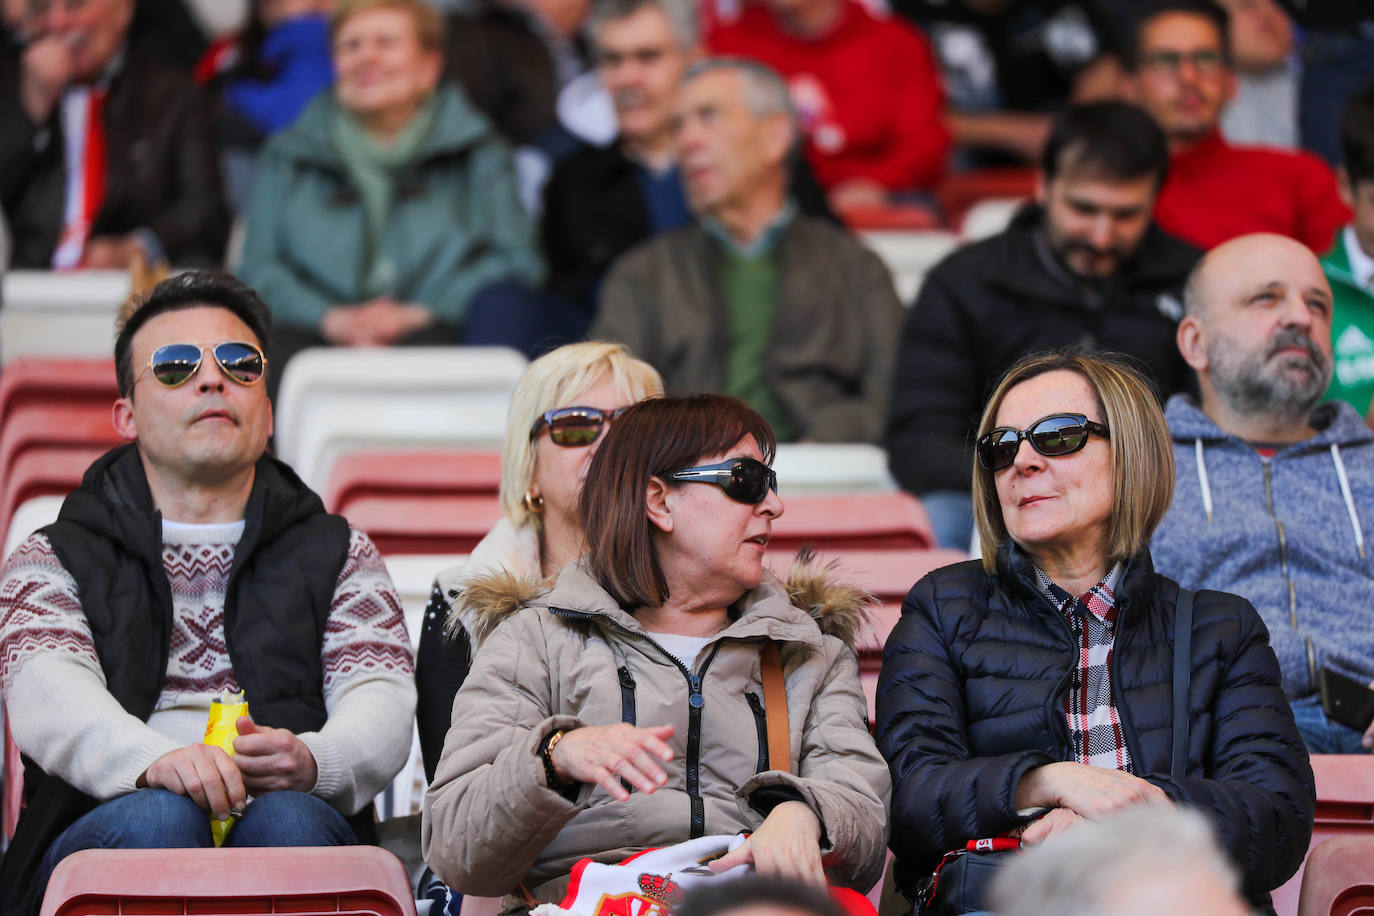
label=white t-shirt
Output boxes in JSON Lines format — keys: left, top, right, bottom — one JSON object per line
{"left": 648, "top": 633, "right": 713, "bottom": 671}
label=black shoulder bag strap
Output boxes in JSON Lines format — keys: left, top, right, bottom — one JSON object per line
{"left": 1171, "top": 588, "right": 1196, "bottom": 778}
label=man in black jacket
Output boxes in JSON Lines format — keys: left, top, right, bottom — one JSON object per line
{"left": 885, "top": 100, "right": 1199, "bottom": 547}
{"left": 0, "top": 0, "right": 227, "bottom": 269}
{"left": 0, "top": 273, "right": 415, "bottom": 916}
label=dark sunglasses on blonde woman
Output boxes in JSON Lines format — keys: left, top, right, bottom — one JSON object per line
{"left": 530, "top": 406, "right": 630, "bottom": 447}
{"left": 976, "top": 413, "right": 1110, "bottom": 472}
{"left": 137, "top": 342, "right": 267, "bottom": 388}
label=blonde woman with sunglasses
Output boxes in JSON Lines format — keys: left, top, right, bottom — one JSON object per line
{"left": 414, "top": 342, "right": 663, "bottom": 782}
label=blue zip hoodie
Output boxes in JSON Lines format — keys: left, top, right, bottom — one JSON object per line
{"left": 1152, "top": 394, "right": 1374, "bottom": 701}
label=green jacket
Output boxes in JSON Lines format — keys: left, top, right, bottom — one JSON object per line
{"left": 238, "top": 84, "right": 543, "bottom": 329}
{"left": 1321, "top": 231, "right": 1374, "bottom": 417}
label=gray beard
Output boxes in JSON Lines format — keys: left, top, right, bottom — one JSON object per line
{"left": 1207, "top": 330, "right": 1332, "bottom": 427}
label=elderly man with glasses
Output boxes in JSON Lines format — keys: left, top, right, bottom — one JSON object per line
{"left": 1126, "top": 0, "right": 1347, "bottom": 251}
{"left": 0, "top": 272, "right": 416, "bottom": 916}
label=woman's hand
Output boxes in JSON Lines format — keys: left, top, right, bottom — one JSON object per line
{"left": 548, "top": 723, "right": 674, "bottom": 801}
{"left": 1014, "top": 762, "right": 1170, "bottom": 819}
{"left": 708, "top": 800, "right": 826, "bottom": 887}
{"left": 1014, "top": 807, "right": 1084, "bottom": 845}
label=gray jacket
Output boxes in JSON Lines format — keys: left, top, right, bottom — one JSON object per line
{"left": 1152, "top": 395, "right": 1374, "bottom": 700}
{"left": 591, "top": 218, "right": 901, "bottom": 443}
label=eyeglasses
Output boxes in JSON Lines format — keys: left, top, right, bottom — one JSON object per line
{"left": 669, "top": 457, "right": 778, "bottom": 505}
{"left": 530, "top": 405, "right": 629, "bottom": 447}
{"left": 1141, "top": 49, "right": 1226, "bottom": 76}
{"left": 976, "top": 413, "right": 1110, "bottom": 472}
{"left": 136, "top": 341, "right": 267, "bottom": 388}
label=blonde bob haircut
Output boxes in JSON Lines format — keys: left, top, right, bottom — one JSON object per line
{"left": 500, "top": 341, "right": 663, "bottom": 529}
{"left": 972, "top": 350, "right": 1175, "bottom": 573}
{"left": 331, "top": 0, "right": 446, "bottom": 52}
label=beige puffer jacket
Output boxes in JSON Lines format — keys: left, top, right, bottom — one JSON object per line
{"left": 420, "top": 558, "right": 892, "bottom": 902}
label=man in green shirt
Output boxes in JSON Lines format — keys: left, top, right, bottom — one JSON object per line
{"left": 1322, "top": 78, "right": 1374, "bottom": 422}
{"left": 592, "top": 59, "right": 901, "bottom": 442}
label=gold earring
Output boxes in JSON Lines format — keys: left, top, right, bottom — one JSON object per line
{"left": 523, "top": 490, "right": 545, "bottom": 514}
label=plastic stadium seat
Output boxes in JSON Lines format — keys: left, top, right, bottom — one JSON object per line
{"left": 1273, "top": 756, "right": 1374, "bottom": 916}
{"left": 0, "top": 358, "right": 116, "bottom": 430}
{"left": 857, "top": 230, "right": 959, "bottom": 303}
{"left": 4, "top": 496, "right": 64, "bottom": 557}
{"left": 324, "top": 450, "right": 503, "bottom": 513}
{"left": 344, "top": 494, "right": 504, "bottom": 556}
{"left": 770, "top": 492, "right": 936, "bottom": 554}
{"left": 1298, "top": 836, "right": 1374, "bottom": 916}
{"left": 0, "top": 273, "right": 129, "bottom": 365}
{"left": 935, "top": 167, "right": 1037, "bottom": 228}
{"left": 0, "top": 448, "right": 104, "bottom": 548}
{"left": 960, "top": 197, "right": 1025, "bottom": 243}
{"left": 771, "top": 443, "right": 899, "bottom": 494}
{"left": 841, "top": 203, "right": 941, "bottom": 232}
{"left": 274, "top": 347, "right": 528, "bottom": 490}
{"left": 38, "top": 846, "right": 417, "bottom": 916}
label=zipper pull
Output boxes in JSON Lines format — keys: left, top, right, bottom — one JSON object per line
{"left": 688, "top": 674, "right": 704, "bottom": 709}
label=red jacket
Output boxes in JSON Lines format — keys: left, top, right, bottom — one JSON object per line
{"left": 709, "top": 0, "right": 948, "bottom": 192}
{"left": 1154, "top": 130, "right": 1349, "bottom": 252}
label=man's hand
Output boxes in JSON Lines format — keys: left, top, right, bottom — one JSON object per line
{"left": 548, "top": 723, "right": 674, "bottom": 801}
{"left": 19, "top": 33, "right": 73, "bottom": 124}
{"left": 138, "top": 744, "right": 246, "bottom": 820}
{"left": 1014, "top": 806, "right": 1085, "bottom": 845}
{"left": 708, "top": 800, "right": 826, "bottom": 886}
{"left": 1014, "top": 761, "right": 1169, "bottom": 820}
{"left": 320, "top": 299, "right": 434, "bottom": 346}
{"left": 82, "top": 235, "right": 142, "bottom": 269}
{"left": 232, "top": 716, "right": 318, "bottom": 794}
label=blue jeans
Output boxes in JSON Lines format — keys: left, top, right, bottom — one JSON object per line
{"left": 921, "top": 490, "right": 976, "bottom": 551}
{"left": 36, "top": 789, "right": 355, "bottom": 904}
{"left": 1290, "top": 695, "right": 1372, "bottom": 755}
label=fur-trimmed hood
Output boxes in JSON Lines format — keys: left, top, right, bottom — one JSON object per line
{"left": 449, "top": 548, "right": 874, "bottom": 654}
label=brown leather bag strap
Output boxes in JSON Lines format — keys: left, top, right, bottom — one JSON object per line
{"left": 760, "top": 641, "right": 791, "bottom": 774}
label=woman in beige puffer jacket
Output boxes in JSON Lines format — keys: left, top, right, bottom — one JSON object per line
{"left": 420, "top": 396, "right": 891, "bottom": 908}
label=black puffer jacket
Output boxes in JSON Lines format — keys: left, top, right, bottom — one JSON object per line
{"left": 875, "top": 544, "right": 1314, "bottom": 908}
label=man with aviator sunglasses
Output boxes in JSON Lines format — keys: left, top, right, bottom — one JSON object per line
{"left": 0, "top": 272, "right": 416, "bottom": 914}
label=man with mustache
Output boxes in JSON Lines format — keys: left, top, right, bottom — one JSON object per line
{"left": 0, "top": 0, "right": 227, "bottom": 269}
{"left": 1125, "top": 0, "right": 1348, "bottom": 251}
{"left": 1152, "top": 232, "right": 1374, "bottom": 755}
{"left": 885, "top": 100, "right": 1198, "bottom": 548}
{"left": 0, "top": 272, "right": 416, "bottom": 915}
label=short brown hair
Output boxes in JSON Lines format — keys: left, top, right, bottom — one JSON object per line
{"left": 581, "top": 394, "right": 777, "bottom": 609}
{"left": 972, "top": 350, "right": 1175, "bottom": 572}
{"left": 331, "top": 0, "right": 445, "bottom": 52}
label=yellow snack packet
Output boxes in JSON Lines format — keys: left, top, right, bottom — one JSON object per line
{"left": 203, "top": 690, "right": 249, "bottom": 847}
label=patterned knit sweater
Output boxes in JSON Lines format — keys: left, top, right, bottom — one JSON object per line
{"left": 0, "top": 521, "right": 415, "bottom": 815}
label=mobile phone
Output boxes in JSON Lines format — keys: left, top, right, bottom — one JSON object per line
{"left": 1319, "top": 667, "right": 1374, "bottom": 732}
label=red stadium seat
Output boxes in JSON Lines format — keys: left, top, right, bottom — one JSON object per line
{"left": 935, "top": 167, "right": 1037, "bottom": 228}
{"left": 769, "top": 492, "right": 937, "bottom": 554}
{"left": 0, "top": 403, "right": 120, "bottom": 480}
{"left": 0, "top": 447, "right": 106, "bottom": 548}
{"left": 1297, "top": 836, "right": 1374, "bottom": 916}
{"left": 1274, "top": 756, "right": 1374, "bottom": 916}
{"left": 343, "top": 494, "right": 505, "bottom": 555}
{"left": 839, "top": 203, "right": 942, "bottom": 232}
{"left": 324, "top": 450, "right": 503, "bottom": 513}
{"left": 0, "top": 358, "right": 116, "bottom": 431}
{"left": 39, "top": 846, "right": 417, "bottom": 916}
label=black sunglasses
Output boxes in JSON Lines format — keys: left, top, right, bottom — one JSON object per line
{"left": 136, "top": 341, "right": 267, "bottom": 388}
{"left": 976, "top": 413, "right": 1110, "bottom": 472}
{"left": 530, "top": 405, "right": 629, "bottom": 447}
{"left": 668, "top": 457, "right": 779, "bottom": 505}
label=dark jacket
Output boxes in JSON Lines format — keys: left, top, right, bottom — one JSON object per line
{"left": 442, "top": 7, "right": 557, "bottom": 146}
{"left": 541, "top": 140, "right": 838, "bottom": 309}
{"left": 0, "top": 445, "right": 357, "bottom": 916}
{"left": 592, "top": 216, "right": 901, "bottom": 442}
{"left": 874, "top": 545, "right": 1315, "bottom": 909}
{"left": 884, "top": 205, "right": 1199, "bottom": 494}
{"left": 0, "top": 52, "right": 228, "bottom": 268}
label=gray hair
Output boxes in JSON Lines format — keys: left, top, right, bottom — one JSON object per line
{"left": 990, "top": 806, "right": 1242, "bottom": 916}
{"left": 682, "top": 57, "right": 797, "bottom": 132}
{"left": 586, "top": 0, "right": 698, "bottom": 53}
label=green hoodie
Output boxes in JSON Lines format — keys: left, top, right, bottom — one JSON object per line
{"left": 1321, "top": 229, "right": 1374, "bottom": 417}
{"left": 238, "top": 84, "right": 544, "bottom": 329}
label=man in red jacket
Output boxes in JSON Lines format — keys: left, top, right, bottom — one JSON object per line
{"left": 708, "top": 0, "right": 948, "bottom": 211}
{"left": 1126, "top": 0, "right": 1347, "bottom": 251}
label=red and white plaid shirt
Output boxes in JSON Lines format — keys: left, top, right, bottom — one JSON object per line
{"left": 1034, "top": 562, "right": 1134, "bottom": 773}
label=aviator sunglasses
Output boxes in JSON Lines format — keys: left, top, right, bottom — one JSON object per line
{"left": 976, "top": 413, "right": 1110, "bottom": 472}
{"left": 669, "top": 457, "right": 778, "bottom": 505}
{"left": 137, "top": 341, "right": 267, "bottom": 388}
{"left": 531, "top": 405, "right": 630, "bottom": 447}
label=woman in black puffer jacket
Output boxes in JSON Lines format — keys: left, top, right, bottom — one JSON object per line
{"left": 876, "top": 350, "right": 1314, "bottom": 914}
